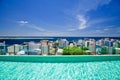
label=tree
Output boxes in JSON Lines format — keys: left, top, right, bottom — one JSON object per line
{"left": 101, "top": 46, "right": 107, "bottom": 54}
{"left": 63, "top": 47, "right": 71, "bottom": 55}
{"left": 62, "top": 46, "right": 87, "bottom": 55}
{"left": 82, "top": 46, "right": 89, "bottom": 51}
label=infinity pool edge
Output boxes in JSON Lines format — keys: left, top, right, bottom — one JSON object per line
{"left": 0, "top": 55, "right": 120, "bottom": 63}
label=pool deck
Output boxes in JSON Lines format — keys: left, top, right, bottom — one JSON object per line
{"left": 0, "top": 55, "right": 120, "bottom": 63}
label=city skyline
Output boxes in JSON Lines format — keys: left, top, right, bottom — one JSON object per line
{"left": 0, "top": 0, "right": 120, "bottom": 37}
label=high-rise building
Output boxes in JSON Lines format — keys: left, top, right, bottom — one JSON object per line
{"left": 69, "top": 42, "right": 75, "bottom": 47}
{"left": 77, "top": 39, "right": 83, "bottom": 47}
{"left": 49, "top": 48, "right": 55, "bottom": 55}
{"left": 7, "top": 44, "right": 21, "bottom": 55}
{"left": 56, "top": 48, "right": 63, "bottom": 55}
{"left": 108, "top": 47, "right": 114, "bottom": 54}
{"left": 0, "top": 41, "right": 6, "bottom": 55}
{"left": 41, "top": 40, "right": 49, "bottom": 55}
{"left": 98, "top": 39, "right": 104, "bottom": 46}
{"left": 48, "top": 41, "right": 56, "bottom": 55}
{"left": 85, "top": 41, "right": 89, "bottom": 47}
{"left": 113, "top": 41, "right": 119, "bottom": 47}
{"left": 22, "top": 42, "right": 41, "bottom": 55}
{"left": 89, "top": 39, "right": 96, "bottom": 53}
{"left": 58, "top": 39, "right": 68, "bottom": 48}
{"left": 28, "top": 41, "right": 41, "bottom": 50}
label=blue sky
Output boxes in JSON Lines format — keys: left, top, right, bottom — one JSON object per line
{"left": 0, "top": 0, "right": 120, "bottom": 37}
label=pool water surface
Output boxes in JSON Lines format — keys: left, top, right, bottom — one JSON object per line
{"left": 0, "top": 61, "right": 120, "bottom": 80}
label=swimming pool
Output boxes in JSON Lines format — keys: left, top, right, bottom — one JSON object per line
{"left": 0, "top": 56, "right": 120, "bottom": 80}
{"left": 0, "top": 55, "right": 120, "bottom": 80}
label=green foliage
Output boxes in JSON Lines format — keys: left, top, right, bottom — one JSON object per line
{"left": 62, "top": 46, "right": 87, "bottom": 55}
{"left": 118, "top": 44, "right": 120, "bottom": 48}
{"left": 101, "top": 46, "right": 107, "bottom": 54}
{"left": 82, "top": 46, "right": 89, "bottom": 50}
{"left": 112, "top": 47, "right": 116, "bottom": 54}
{"left": 63, "top": 47, "right": 71, "bottom": 55}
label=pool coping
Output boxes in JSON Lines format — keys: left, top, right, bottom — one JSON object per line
{"left": 0, "top": 55, "right": 120, "bottom": 63}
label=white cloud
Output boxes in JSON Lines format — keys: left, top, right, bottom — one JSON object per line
{"left": 27, "top": 24, "right": 45, "bottom": 32}
{"left": 18, "top": 20, "right": 28, "bottom": 25}
{"left": 18, "top": 20, "right": 45, "bottom": 32}
{"left": 88, "top": 17, "right": 115, "bottom": 26}
{"left": 77, "top": 15, "right": 87, "bottom": 30}
{"left": 77, "top": 0, "right": 111, "bottom": 14}
{"left": 64, "top": 0, "right": 111, "bottom": 16}
{"left": 67, "top": 15, "right": 87, "bottom": 31}
{"left": 63, "top": 0, "right": 112, "bottom": 32}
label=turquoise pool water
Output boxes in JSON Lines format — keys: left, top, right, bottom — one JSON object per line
{"left": 0, "top": 61, "right": 120, "bottom": 80}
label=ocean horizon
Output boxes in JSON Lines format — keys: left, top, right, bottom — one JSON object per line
{"left": 0, "top": 36, "right": 120, "bottom": 45}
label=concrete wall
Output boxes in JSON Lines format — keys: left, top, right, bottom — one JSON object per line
{"left": 0, "top": 55, "right": 120, "bottom": 63}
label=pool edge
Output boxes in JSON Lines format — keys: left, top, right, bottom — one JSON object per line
{"left": 0, "top": 55, "right": 120, "bottom": 62}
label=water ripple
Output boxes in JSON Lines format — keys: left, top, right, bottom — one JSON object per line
{"left": 0, "top": 61, "right": 120, "bottom": 80}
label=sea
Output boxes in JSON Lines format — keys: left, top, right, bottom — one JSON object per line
{"left": 0, "top": 36, "right": 120, "bottom": 45}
